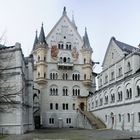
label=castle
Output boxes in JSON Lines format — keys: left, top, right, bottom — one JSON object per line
{"left": 0, "top": 7, "right": 140, "bottom": 134}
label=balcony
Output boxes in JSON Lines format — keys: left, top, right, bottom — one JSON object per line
{"left": 83, "top": 79, "right": 92, "bottom": 86}
{"left": 36, "top": 77, "right": 47, "bottom": 85}
{"left": 57, "top": 61, "right": 73, "bottom": 70}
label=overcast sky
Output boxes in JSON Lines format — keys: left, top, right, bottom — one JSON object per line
{"left": 0, "top": 0, "right": 140, "bottom": 72}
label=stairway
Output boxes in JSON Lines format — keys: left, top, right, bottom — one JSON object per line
{"left": 78, "top": 108, "right": 106, "bottom": 129}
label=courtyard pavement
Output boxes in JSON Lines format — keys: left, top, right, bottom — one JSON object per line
{"left": 1, "top": 128, "right": 140, "bottom": 140}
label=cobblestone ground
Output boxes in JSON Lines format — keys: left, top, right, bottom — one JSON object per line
{"left": 1, "top": 128, "right": 140, "bottom": 140}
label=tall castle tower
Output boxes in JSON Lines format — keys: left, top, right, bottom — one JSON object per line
{"left": 31, "top": 7, "right": 96, "bottom": 128}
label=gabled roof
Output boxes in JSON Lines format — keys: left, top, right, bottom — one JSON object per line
{"left": 46, "top": 7, "right": 83, "bottom": 43}
{"left": 113, "top": 38, "right": 137, "bottom": 53}
{"left": 102, "top": 37, "right": 137, "bottom": 67}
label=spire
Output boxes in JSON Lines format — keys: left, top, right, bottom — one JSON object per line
{"left": 63, "top": 6, "right": 67, "bottom": 15}
{"left": 83, "top": 27, "right": 91, "bottom": 48}
{"left": 38, "top": 23, "right": 47, "bottom": 44}
{"left": 72, "top": 12, "right": 77, "bottom": 30}
{"left": 33, "top": 30, "right": 38, "bottom": 50}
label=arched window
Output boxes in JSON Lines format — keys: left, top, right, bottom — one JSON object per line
{"left": 129, "top": 88, "right": 132, "bottom": 98}
{"left": 44, "top": 73, "right": 46, "bottom": 78}
{"left": 50, "top": 73, "right": 52, "bottom": 79}
{"left": 61, "top": 44, "right": 64, "bottom": 49}
{"left": 73, "top": 89, "right": 75, "bottom": 96}
{"left": 63, "top": 57, "right": 66, "bottom": 63}
{"left": 50, "top": 88, "right": 52, "bottom": 95}
{"left": 119, "top": 114, "right": 121, "bottom": 122}
{"left": 127, "top": 62, "right": 131, "bottom": 71}
{"left": 78, "top": 74, "right": 80, "bottom": 80}
{"left": 66, "top": 73, "right": 68, "bottom": 80}
{"left": 53, "top": 73, "right": 55, "bottom": 79}
{"left": 128, "top": 113, "right": 130, "bottom": 122}
{"left": 38, "top": 72, "right": 40, "bottom": 78}
{"left": 55, "top": 103, "right": 58, "bottom": 110}
{"left": 105, "top": 95, "right": 108, "bottom": 104}
{"left": 44, "top": 56, "right": 46, "bottom": 61}
{"left": 50, "top": 103, "right": 53, "bottom": 110}
{"left": 38, "top": 56, "right": 40, "bottom": 61}
{"left": 73, "top": 103, "right": 75, "bottom": 110}
{"left": 84, "top": 58, "right": 86, "bottom": 64}
{"left": 126, "top": 89, "right": 129, "bottom": 99}
{"left": 84, "top": 74, "right": 86, "bottom": 80}
{"left": 137, "top": 86, "right": 140, "bottom": 96}
{"left": 78, "top": 89, "right": 80, "bottom": 96}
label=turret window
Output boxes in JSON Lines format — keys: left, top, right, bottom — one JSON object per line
{"left": 84, "top": 58, "right": 86, "bottom": 64}
{"left": 44, "top": 72, "right": 46, "bottom": 78}
{"left": 44, "top": 56, "right": 46, "bottom": 61}
{"left": 84, "top": 74, "right": 86, "bottom": 80}
{"left": 38, "top": 56, "right": 40, "bottom": 61}
{"left": 38, "top": 72, "right": 40, "bottom": 78}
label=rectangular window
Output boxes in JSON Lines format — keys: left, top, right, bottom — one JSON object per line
{"left": 66, "top": 104, "right": 68, "bottom": 110}
{"left": 55, "top": 103, "right": 58, "bottom": 110}
{"left": 49, "top": 118, "right": 54, "bottom": 124}
{"left": 50, "top": 103, "right": 53, "bottom": 110}
{"left": 63, "top": 103, "right": 65, "bottom": 110}
{"left": 66, "top": 118, "right": 71, "bottom": 124}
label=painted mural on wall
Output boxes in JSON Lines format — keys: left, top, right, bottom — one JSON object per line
{"left": 51, "top": 45, "right": 59, "bottom": 59}
{"left": 71, "top": 47, "right": 79, "bottom": 60}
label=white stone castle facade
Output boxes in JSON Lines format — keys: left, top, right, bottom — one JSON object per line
{"left": 32, "top": 7, "right": 95, "bottom": 129}
{"left": 88, "top": 37, "right": 140, "bottom": 131}
{"left": 1, "top": 7, "right": 140, "bottom": 134}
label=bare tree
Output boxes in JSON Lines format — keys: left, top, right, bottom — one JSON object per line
{"left": 0, "top": 34, "right": 25, "bottom": 112}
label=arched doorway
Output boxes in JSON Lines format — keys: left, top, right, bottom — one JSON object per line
{"left": 80, "top": 102, "right": 84, "bottom": 111}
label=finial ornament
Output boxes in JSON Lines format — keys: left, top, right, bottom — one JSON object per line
{"left": 63, "top": 6, "right": 67, "bottom": 15}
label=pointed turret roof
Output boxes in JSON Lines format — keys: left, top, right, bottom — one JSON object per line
{"left": 83, "top": 27, "right": 91, "bottom": 48}
{"left": 38, "top": 23, "right": 47, "bottom": 44}
{"left": 33, "top": 30, "right": 38, "bottom": 50}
